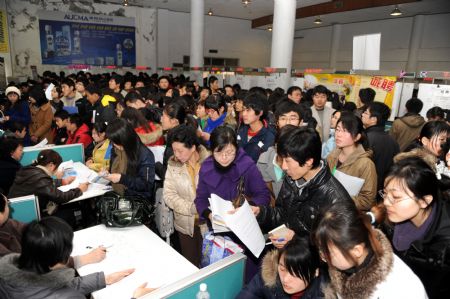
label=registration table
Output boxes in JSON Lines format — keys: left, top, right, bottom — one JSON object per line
{"left": 72, "top": 225, "right": 198, "bottom": 299}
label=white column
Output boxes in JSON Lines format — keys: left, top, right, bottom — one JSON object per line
{"left": 270, "top": 0, "right": 296, "bottom": 90}
{"left": 329, "top": 24, "right": 342, "bottom": 70}
{"left": 406, "top": 15, "right": 425, "bottom": 73}
{"left": 190, "top": 0, "right": 204, "bottom": 85}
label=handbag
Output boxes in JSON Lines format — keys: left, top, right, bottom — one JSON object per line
{"left": 232, "top": 176, "right": 250, "bottom": 208}
{"left": 97, "top": 191, "right": 154, "bottom": 227}
{"left": 200, "top": 231, "right": 244, "bottom": 267}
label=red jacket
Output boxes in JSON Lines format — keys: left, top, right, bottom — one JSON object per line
{"left": 66, "top": 123, "right": 93, "bottom": 148}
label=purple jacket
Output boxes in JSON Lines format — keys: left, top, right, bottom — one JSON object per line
{"left": 195, "top": 148, "right": 270, "bottom": 219}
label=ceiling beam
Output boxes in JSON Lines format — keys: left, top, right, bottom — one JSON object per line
{"left": 251, "top": 0, "right": 420, "bottom": 28}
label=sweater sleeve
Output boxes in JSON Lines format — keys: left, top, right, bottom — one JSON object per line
{"left": 194, "top": 168, "right": 211, "bottom": 219}
{"left": 246, "top": 163, "right": 270, "bottom": 207}
{"left": 68, "top": 272, "right": 106, "bottom": 295}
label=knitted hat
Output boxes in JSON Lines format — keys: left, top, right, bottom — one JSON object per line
{"left": 5, "top": 86, "right": 21, "bottom": 97}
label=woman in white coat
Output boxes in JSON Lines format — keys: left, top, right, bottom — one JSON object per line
{"left": 163, "top": 124, "right": 210, "bottom": 267}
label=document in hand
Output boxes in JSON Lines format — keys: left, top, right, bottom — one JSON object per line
{"left": 208, "top": 194, "right": 266, "bottom": 258}
{"left": 268, "top": 224, "right": 290, "bottom": 239}
{"left": 333, "top": 169, "right": 365, "bottom": 197}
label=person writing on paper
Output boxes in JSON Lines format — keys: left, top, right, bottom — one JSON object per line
{"left": 194, "top": 125, "right": 270, "bottom": 282}
{"left": 28, "top": 86, "right": 54, "bottom": 144}
{"left": 86, "top": 122, "right": 112, "bottom": 172}
{"left": 256, "top": 127, "right": 353, "bottom": 248}
{"left": 326, "top": 112, "right": 377, "bottom": 211}
{"left": 163, "top": 124, "right": 210, "bottom": 266}
{"left": 237, "top": 236, "right": 325, "bottom": 299}
{"left": 381, "top": 157, "right": 450, "bottom": 298}
{"left": 0, "top": 216, "right": 151, "bottom": 299}
{"left": 312, "top": 199, "right": 427, "bottom": 299}
{"left": 8, "top": 149, "right": 88, "bottom": 219}
{"left": 104, "top": 119, "right": 155, "bottom": 201}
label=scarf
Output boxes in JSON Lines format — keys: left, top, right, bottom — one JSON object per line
{"left": 111, "top": 148, "right": 128, "bottom": 195}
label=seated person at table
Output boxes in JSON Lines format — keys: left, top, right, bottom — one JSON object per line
{"left": 86, "top": 122, "right": 111, "bottom": 172}
{"left": 9, "top": 121, "right": 32, "bottom": 147}
{"left": 66, "top": 113, "right": 93, "bottom": 149}
{"left": 237, "top": 236, "right": 324, "bottom": 299}
{"left": 0, "top": 216, "right": 146, "bottom": 298}
{"left": 0, "top": 138, "right": 23, "bottom": 195}
{"left": 105, "top": 119, "right": 155, "bottom": 202}
{"left": 8, "top": 149, "right": 88, "bottom": 217}
{"left": 54, "top": 110, "right": 69, "bottom": 145}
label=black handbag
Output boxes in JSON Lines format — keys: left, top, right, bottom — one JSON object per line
{"left": 97, "top": 191, "right": 154, "bottom": 227}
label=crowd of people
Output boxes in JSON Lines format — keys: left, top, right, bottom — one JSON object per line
{"left": 0, "top": 70, "right": 449, "bottom": 298}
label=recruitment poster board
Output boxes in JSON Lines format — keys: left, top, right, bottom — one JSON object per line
{"left": 417, "top": 84, "right": 450, "bottom": 118}
{"left": 304, "top": 74, "right": 396, "bottom": 108}
{"left": 38, "top": 10, "right": 136, "bottom": 67}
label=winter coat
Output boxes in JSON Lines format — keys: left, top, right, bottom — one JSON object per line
{"left": 109, "top": 144, "right": 155, "bottom": 202}
{"left": 0, "top": 157, "right": 21, "bottom": 195}
{"left": 5, "top": 100, "right": 31, "bottom": 127}
{"left": 195, "top": 148, "right": 270, "bottom": 219}
{"left": 311, "top": 106, "right": 335, "bottom": 143}
{"left": 0, "top": 253, "right": 106, "bottom": 299}
{"left": 66, "top": 123, "right": 93, "bottom": 149}
{"left": 0, "top": 219, "right": 24, "bottom": 258}
{"left": 386, "top": 198, "right": 450, "bottom": 299}
{"left": 257, "top": 162, "right": 353, "bottom": 235}
{"left": 323, "top": 230, "right": 427, "bottom": 299}
{"left": 54, "top": 127, "right": 68, "bottom": 145}
{"left": 8, "top": 166, "right": 82, "bottom": 211}
{"left": 163, "top": 145, "right": 210, "bottom": 236}
{"left": 61, "top": 91, "right": 83, "bottom": 107}
{"left": 389, "top": 114, "right": 425, "bottom": 151}
{"left": 135, "top": 122, "right": 164, "bottom": 146}
{"left": 326, "top": 144, "right": 377, "bottom": 211}
{"left": 366, "top": 125, "right": 400, "bottom": 192}
{"left": 85, "top": 98, "right": 117, "bottom": 126}
{"left": 29, "top": 102, "right": 54, "bottom": 144}
{"left": 87, "top": 139, "right": 112, "bottom": 172}
{"left": 237, "top": 124, "right": 276, "bottom": 162}
{"left": 237, "top": 249, "right": 325, "bottom": 299}
{"left": 256, "top": 146, "right": 284, "bottom": 199}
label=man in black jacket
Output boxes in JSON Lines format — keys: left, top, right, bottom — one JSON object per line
{"left": 255, "top": 127, "right": 354, "bottom": 248}
{"left": 85, "top": 84, "right": 117, "bottom": 127}
{"left": 362, "top": 102, "right": 400, "bottom": 194}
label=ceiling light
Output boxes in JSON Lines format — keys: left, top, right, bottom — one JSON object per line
{"left": 208, "top": 9, "right": 213, "bottom": 16}
{"left": 123, "top": 0, "right": 128, "bottom": 6}
{"left": 314, "top": 16, "right": 322, "bottom": 25}
{"left": 390, "top": 5, "right": 402, "bottom": 16}
{"left": 267, "top": 25, "right": 272, "bottom": 32}
{"left": 242, "top": 0, "right": 252, "bottom": 7}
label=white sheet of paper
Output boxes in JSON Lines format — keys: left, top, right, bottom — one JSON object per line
{"left": 334, "top": 169, "right": 365, "bottom": 197}
{"left": 45, "top": 83, "right": 55, "bottom": 101}
{"left": 32, "top": 138, "right": 48, "bottom": 148}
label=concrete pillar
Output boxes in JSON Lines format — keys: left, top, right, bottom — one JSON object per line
{"left": 190, "top": 0, "right": 205, "bottom": 85}
{"left": 406, "top": 15, "right": 425, "bottom": 73}
{"left": 329, "top": 23, "right": 342, "bottom": 70}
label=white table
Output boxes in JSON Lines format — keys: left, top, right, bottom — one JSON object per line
{"left": 71, "top": 225, "right": 198, "bottom": 299}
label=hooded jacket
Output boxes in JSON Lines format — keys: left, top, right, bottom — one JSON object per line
{"left": 326, "top": 144, "right": 377, "bottom": 211}
{"left": 257, "top": 162, "right": 353, "bottom": 235}
{"left": 237, "top": 123, "right": 276, "bottom": 162}
{"left": 389, "top": 114, "right": 425, "bottom": 151}
{"left": 66, "top": 123, "right": 92, "bottom": 149}
{"left": 163, "top": 145, "right": 210, "bottom": 236}
{"left": 0, "top": 253, "right": 105, "bottom": 299}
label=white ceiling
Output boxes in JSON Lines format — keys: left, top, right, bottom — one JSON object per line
{"left": 99, "top": 0, "right": 450, "bottom": 30}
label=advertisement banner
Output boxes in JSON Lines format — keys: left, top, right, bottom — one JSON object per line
{"left": 304, "top": 74, "right": 396, "bottom": 108}
{"left": 0, "top": 10, "right": 8, "bottom": 53}
{"left": 38, "top": 10, "right": 135, "bottom": 67}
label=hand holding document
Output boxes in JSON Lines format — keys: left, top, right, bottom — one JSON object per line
{"left": 333, "top": 169, "right": 365, "bottom": 197}
{"left": 208, "top": 194, "right": 265, "bottom": 258}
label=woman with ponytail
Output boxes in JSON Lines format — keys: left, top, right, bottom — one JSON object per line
{"left": 381, "top": 156, "right": 450, "bottom": 298}
{"left": 312, "top": 199, "right": 427, "bottom": 299}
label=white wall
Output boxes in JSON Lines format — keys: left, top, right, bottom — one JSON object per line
{"left": 157, "top": 9, "right": 271, "bottom": 68}
{"left": 293, "top": 13, "right": 450, "bottom": 73}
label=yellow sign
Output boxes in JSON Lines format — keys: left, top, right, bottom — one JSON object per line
{"left": 0, "top": 10, "right": 8, "bottom": 53}
{"left": 304, "top": 74, "right": 397, "bottom": 108}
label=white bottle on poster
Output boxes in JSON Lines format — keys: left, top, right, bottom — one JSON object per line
{"left": 116, "top": 43, "right": 123, "bottom": 66}
{"left": 73, "top": 30, "right": 81, "bottom": 54}
{"left": 45, "top": 25, "right": 54, "bottom": 53}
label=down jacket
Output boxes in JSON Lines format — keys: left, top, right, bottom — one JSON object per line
{"left": 257, "top": 162, "right": 353, "bottom": 235}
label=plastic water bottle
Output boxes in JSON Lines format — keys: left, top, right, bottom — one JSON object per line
{"left": 196, "top": 283, "right": 210, "bottom": 299}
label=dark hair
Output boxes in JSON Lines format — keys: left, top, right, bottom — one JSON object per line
{"left": 124, "top": 90, "right": 145, "bottom": 105}
{"left": 243, "top": 92, "right": 268, "bottom": 120}
{"left": 277, "top": 127, "right": 321, "bottom": 169}
{"left": 385, "top": 157, "right": 438, "bottom": 211}
{"left": 336, "top": 111, "right": 368, "bottom": 149}
{"left": 33, "top": 149, "right": 63, "bottom": 169}
{"left": 164, "top": 100, "right": 187, "bottom": 124}
{"left": 170, "top": 124, "right": 200, "bottom": 150}
{"left": 10, "top": 121, "right": 26, "bottom": 133}
{"left": 0, "top": 192, "right": 6, "bottom": 213}
{"left": 298, "top": 103, "right": 317, "bottom": 130}
{"left": 418, "top": 120, "right": 449, "bottom": 151}
{"left": 0, "top": 138, "right": 22, "bottom": 160}
{"left": 54, "top": 109, "right": 69, "bottom": 120}
{"left": 85, "top": 84, "right": 102, "bottom": 96}
{"left": 61, "top": 78, "right": 75, "bottom": 89}
{"left": 275, "top": 100, "right": 302, "bottom": 121}
{"left": 405, "top": 98, "right": 423, "bottom": 114}
{"left": 75, "top": 77, "right": 89, "bottom": 88}
{"left": 367, "top": 102, "right": 391, "bottom": 126}
{"left": 312, "top": 85, "right": 329, "bottom": 98}
{"left": 28, "top": 86, "right": 48, "bottom": 107}
{"left": 205, "top": 94, "right": 227, "bottom": 114}
{"left": 110, "top": 74, "right": 124, "bottom": 86}
{"left": 313, "top": 199, "right": 382, "bottom": 265}
{"left": 18, "top": 217, "right": 73, "bottom": 274}
{"left": 342, "top": 101, "right": 357, "bottom": 112}
{"left": 121, "top": 107, "right": 151, "bottom": 132}
{"left": 106, "top": 118, "right": 142, "bottom": 176}
{"left": 210, "top": 126, "right": 238, "bottom": 153}
{"left": 279, "top": 236, "right": 320, "bottom": 284}
{"left": 426, "top": 106, "right": 445, "bottom": 120}
{"left": 208, "top": 76, "right": 218, "bottom": 87}
{"left": 68, "top": 114, "right": 83, "bottom": 128}
{"left": 92, "top": 122, "right": 108, "bottom": 134}
{"left": 358, "top": 88, "right": 376, "bottom": 105}
{"left": 287, "top": 86, "right": 302, "bottom": 96}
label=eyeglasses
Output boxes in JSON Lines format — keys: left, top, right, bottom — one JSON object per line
{"left": 378, "top": 190, "right": 413, "bottom": 205}
{"left": 278, "top": 116, "right": 300, "bottom": 123}
{"left": 213, "top": 150, "right": 236, "bottom": 159}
